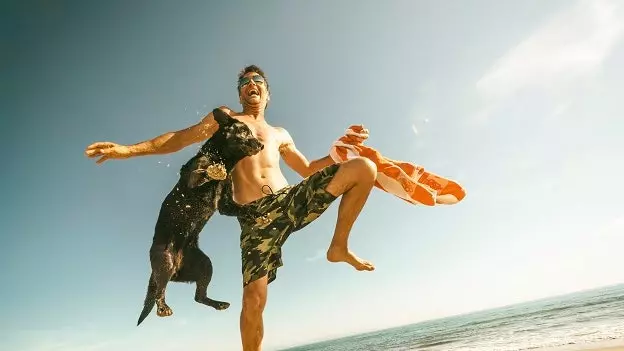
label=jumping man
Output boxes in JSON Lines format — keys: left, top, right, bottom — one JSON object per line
{"left": 85, "top": 65, "right": 377, "bottom": 351}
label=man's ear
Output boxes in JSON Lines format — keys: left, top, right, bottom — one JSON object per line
{"left": 213, "top": 107, "right": 231, "bottom": 125}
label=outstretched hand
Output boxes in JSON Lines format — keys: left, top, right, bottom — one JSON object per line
{"left": 85, "top": 141, "right": 132, "bottom": 164}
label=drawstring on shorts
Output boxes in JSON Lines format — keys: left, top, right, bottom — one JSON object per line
{"left": 261, "top": 184, "right": 275, "bottom": 196}
{"left": 241, "top": 184, "right": 278, "bottom": 224}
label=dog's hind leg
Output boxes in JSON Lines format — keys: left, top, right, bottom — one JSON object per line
{"left": 184, "top": 247, "right": 230, "bottom": 310}
{"left": 149, "top": 244, "right": 177, "bottom": 318}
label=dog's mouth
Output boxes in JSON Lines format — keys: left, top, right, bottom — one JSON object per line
{"left": 243, "top": 141, "right": 264, "bottom": 155}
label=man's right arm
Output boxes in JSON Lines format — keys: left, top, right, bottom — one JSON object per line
{"left": 128, "top": 113, "right": 218, "bottom": 156}
{"left": 85, "top": 109, "right": 222, "bottom": 164}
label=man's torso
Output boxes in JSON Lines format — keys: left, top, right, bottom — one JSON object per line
{"left": 220, "top": 108, "right": 290, "bottom": 205}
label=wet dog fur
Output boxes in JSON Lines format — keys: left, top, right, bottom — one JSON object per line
{"left": 136, "top": 108, "right": 263, "bottom": 325}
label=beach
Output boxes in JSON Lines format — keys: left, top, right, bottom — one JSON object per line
{"left": 563, "top": 346, "right": 624, "bottom": 351}
{"left": 550, "top": 341, "right": 624, "bottom": 351}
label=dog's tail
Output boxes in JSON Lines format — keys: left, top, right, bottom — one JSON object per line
{"left": 137, "top": 274, "right": 157, "bottom": 326}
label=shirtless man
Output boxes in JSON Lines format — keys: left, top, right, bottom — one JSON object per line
{"left": 85, "top": 65, "right": 377, "bottom": 350}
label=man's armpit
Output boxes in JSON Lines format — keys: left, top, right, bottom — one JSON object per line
{"left": 279, "top": 141, "right": 295, "bottom": 156}
{"left": 276, "top": 127, "right": 295, "bottom": 155}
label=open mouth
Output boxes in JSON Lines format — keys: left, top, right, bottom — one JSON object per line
{"left": 248, "top": 89, "right": 259, "bottom": 97}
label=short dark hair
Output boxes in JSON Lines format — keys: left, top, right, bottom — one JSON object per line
{"left": 237, "top": 65, "right": 270, "bottom": 94}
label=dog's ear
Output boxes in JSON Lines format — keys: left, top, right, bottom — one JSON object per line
{"left": 213, "top": 108, "right": 232, "bottom": 126}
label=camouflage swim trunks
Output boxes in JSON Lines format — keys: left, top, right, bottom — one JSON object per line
{"left": 238, "top": 163, "right": 340, "bottom": 287}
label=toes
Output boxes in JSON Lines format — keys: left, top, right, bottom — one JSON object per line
{"left": 157, "top": 307, "right": 173, "bottom": 317}
{"left": 356, "top": 261, "right": 375, "bottom": 271}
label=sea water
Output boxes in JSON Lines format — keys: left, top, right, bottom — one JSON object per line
{"left": 281, "top": 284, "right": 624, "bottom": 351}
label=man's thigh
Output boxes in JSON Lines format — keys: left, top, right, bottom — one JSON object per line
{"left": 239, "top": 212, "right": 292, "bottom": 287}
{"left": 285, "top": 163, "right": 340, "bottom": 231}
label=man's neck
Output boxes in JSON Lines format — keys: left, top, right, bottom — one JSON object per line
{"left": 242, "top": 105, "right": 266, "bottom": 120}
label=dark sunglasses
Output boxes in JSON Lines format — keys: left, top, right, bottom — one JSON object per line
{"left": 238, "top": 75, "right": 266, "bottom": 88}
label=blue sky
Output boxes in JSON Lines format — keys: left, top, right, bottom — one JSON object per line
{"left": 3, "top": 0, "right": 624, "bottom": 350}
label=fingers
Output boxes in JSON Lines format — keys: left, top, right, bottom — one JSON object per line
{"left": 353, "top": 124, "right": 369, "bottom": 137}
{"left": 357, "top": 127, "right": 369, "bottom": 139}
{"left": 85, "top": 142, "right": 114, "bottom": 157}
{"left": 96, "top": 155, "right": 109, "bottom": 164}
{"left": 86, "top": 141, "right": 115, "bottom": 150}
{"left": 86, "top": 148, "right": 105, "bottom": 157}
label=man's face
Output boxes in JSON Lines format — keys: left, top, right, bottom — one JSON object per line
{"left": 238, "top": 72, "right": 269, "bottom": 108}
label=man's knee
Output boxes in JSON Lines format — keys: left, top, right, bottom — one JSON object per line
{"left": 325, "top": 157, "right": 377, "bottom": 196}
{"left": 242, "top": 277, "right": 268, "bottom": 314}
{"left": 343, "top": 157, "right": 377, "bottom": 181}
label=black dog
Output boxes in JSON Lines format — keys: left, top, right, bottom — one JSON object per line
{"left": 137, "top": 108, "right": 263, "bottom": 326}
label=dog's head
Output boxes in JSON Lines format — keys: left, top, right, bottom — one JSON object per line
{"left": 212, "top": 108, "right": 264, "bottom": 161}
{"left": 181, "top": 108, "right": 264, "bottom": 190}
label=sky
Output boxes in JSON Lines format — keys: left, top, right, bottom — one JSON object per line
{"left": 2, "top": 0, "right": 624, "bottom": 350}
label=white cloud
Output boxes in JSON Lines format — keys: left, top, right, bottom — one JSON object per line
{"left": 552, "top": 102, "right": 570, "bottom": 117}
{"left": 597, "top": 216, "right": 624, "bottom": 237}
{"left": 475, "top": 0, "right": 624, "bottom": 122}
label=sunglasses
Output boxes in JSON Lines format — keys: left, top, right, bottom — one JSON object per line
{"left": 238, "top": 75, "right": 266, "bottom": 89}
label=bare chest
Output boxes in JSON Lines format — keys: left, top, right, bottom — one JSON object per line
{"left": 246, "top": 122, "right": 280, "bottom": 147}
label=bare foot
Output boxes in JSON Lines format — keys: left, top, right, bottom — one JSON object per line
{"left": 326, "top": 247, "right": 375, "bottom": 271}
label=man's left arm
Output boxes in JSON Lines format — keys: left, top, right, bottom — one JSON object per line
{"left": 277, "top": 127, "right": 335, "bottom": 178}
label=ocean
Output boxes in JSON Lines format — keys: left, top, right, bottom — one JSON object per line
{"left": 281, "top": 284, "right": 624, "bottom": 351}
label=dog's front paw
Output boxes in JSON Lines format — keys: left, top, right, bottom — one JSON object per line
{"left": 206, "top": 163, "right": 227, "bottom": 180}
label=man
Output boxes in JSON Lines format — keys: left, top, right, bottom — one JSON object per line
{"left": 85, "top": 65, "right": 377, "bottom": 350}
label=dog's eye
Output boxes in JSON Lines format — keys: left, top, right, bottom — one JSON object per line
{"left": 235, "top": 129, "right": 249, "bottom": 137}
